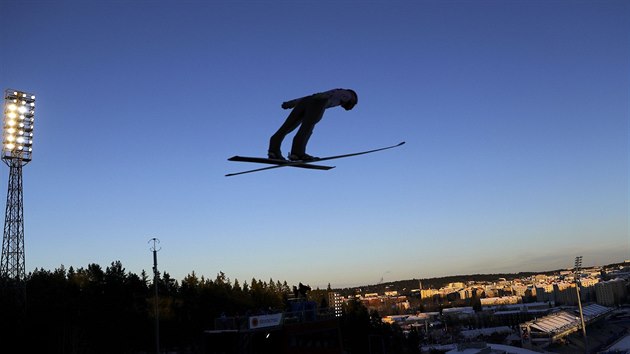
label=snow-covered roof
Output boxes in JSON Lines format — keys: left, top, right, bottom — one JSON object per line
{"left": 529, "top": 311, "right": 578, "bottom": 333}
{"left": 607, "top": 334, "right": 630, "bottom": 351}
{"left": 460, "top": 326, "right": 513, "bottom": 338}
{"left": 580, "top": 303, "right": 613, "bottom": 319}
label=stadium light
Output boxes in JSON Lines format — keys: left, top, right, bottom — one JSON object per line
{"left": 1, "top": 88, "right": 36, "bottom": 286}
{"left": 3, "top": 89, "right": 35, "bottom": 163}
{"left": 574, "top": 256, "right": 588, "bottom": 353}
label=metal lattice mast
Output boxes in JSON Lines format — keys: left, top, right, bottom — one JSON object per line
{"left": 1, "top": 161, "right": 25, "bottom": 278}
{"left": 0, "top": 89, "right": 35, "bottom": 281}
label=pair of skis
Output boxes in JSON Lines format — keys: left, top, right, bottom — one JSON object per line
{"left": 226, "top": 141, "right": 405, "bottom": 177}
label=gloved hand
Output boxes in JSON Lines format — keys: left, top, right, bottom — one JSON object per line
{"left": 281, "top": 98, "right": 300, "bottom": 109}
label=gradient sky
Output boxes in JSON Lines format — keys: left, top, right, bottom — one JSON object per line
{"left": 1, "top": 0, "right": 628, "bottom": 289}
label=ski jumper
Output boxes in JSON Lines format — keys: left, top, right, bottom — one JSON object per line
{"left": 269, "top": 89, "right": 357, "bottom": 158}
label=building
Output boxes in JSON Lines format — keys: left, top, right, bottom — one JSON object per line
{"left": 420, "top": 288, "right": 439, "bottom": 300}
{"left": 578, "top": 278, "right": 598, "bottom": 302}
{"left": 480, "top": 295, "right": 521, "bottom": 307}
{"left": 519, "top": 304, "right": 613, "bottom": 349}
{"left": 328, "top": 292, "right": 343, "bottom": 317}
{"left": 511, "top": 284, "right": 529, "bottom": 297}
{"left": 553, "top": 282, "right": 578, "bottom": 305}
{"left": 446, "top": 282, "right": 465, "bottom": 289}
{"left": 535, "top": 284, "right": 555, "bottom": 303}
{"left": 595, "top": 278, "right": 628, "bottom": 306}
{"left": 358, "top": 293, "right": 410, "bottom": 315}
{"left": 459, "top": 326, "right": 513, "bottom": 340}
{"left": 604, "top": 334, "right": 630, "bottom": 353}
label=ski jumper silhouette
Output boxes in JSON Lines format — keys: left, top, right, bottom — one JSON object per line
{"left": 268, "top": 88, "right": 358, "bottom": 161}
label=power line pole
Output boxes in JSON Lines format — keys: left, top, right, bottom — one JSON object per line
{"left": 149, "top": 238, "right": 161, "bottom": 354}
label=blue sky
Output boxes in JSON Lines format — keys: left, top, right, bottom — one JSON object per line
{"left": 1, "top": 0, "right": 628, "bottom": 288}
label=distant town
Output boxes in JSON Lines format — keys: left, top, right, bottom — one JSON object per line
{"left": 324, "top": 259, "right": 630, "bottom": 353}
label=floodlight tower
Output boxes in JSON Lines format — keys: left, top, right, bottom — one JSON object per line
{"left": 0, "top": 89, "right": 35, "bottom": 281}
{"left": 574, "top": 256, "right": 588, "bottom": 353}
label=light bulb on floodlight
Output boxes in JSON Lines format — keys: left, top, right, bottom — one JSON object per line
{"left": 17, "top": 106, "right": 27, "bottom": 114}
{"left": 7, "top": 112, "right": 16, "bottom": 119}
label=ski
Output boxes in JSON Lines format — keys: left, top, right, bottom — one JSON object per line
{"left": 302, "top": 141, "right": 405, "bottom": 163}
{"left": 226, "top": 157, "right": 334, "bottom": 177}
{"left": 225, "top": 141, "right": 405, "bottom": 177}
{"left": 228, "top": 156, "right": 334, "bottom": 170}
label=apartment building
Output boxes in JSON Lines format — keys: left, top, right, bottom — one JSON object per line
{"left": 595, "top": 278, "right": 628, "bottom": 306}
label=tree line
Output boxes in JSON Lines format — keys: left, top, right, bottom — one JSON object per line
{"left": 1, "top": 261, "right": 304, "bottom": 353}
{"left": 0, "top": 261, "right": 420, "bottom": 353}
